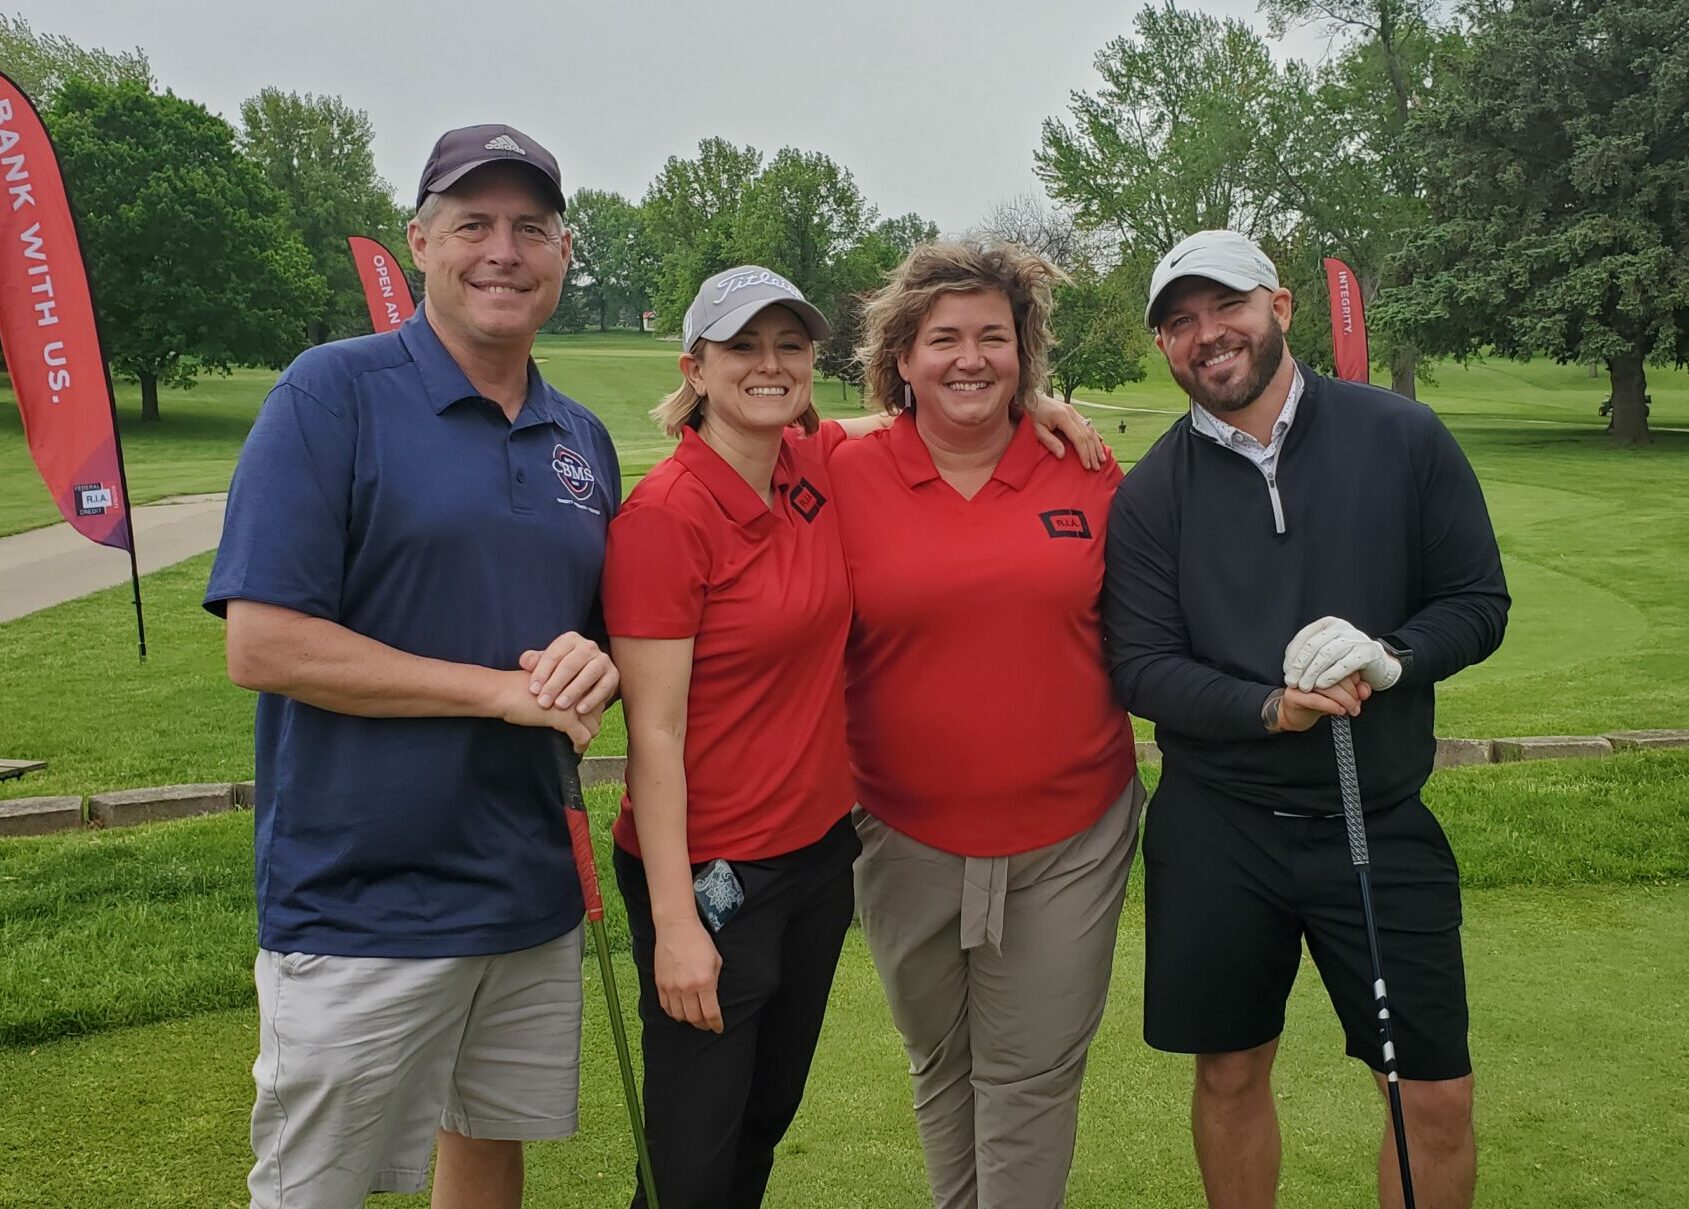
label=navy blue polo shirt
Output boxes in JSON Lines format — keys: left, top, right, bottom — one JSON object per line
{"left": 205, "top": 305, "right": 620, "bottom": 958}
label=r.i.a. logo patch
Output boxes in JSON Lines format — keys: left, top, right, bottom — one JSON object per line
{"left": 790, "top": 478, "right": 826, "bottom": 523}
{"left": 1039, "top": 509, "right": 1092, "bottom": 540}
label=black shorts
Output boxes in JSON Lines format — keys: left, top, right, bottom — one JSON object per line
{"left": 1142, "top": 771, "right": 1470, "bottom": 1081}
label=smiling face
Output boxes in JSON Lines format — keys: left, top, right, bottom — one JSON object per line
{"left": 407, "top": 162, "right": 571, "bottom": 354}
{"left": 896, "top": 290, "right": 1020, "bottom": 433}
{"left": 682, "top": 304, "right": 815, "bottom": 436}
{"left": 1154, "top": 277, "right": 1293, "bottom": 413}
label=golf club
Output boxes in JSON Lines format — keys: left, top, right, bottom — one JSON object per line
{"left": 559, "top": 741, "right": 661, "bottom": 1209}
{"left": 1330, "top": 714, "right": 1416, "bottom": 1209}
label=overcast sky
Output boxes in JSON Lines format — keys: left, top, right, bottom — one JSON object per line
{"left": 23, "top": 1, "right": 1330, "bottom": 235}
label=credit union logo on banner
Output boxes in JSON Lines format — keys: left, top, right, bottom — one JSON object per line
{"left": 74, "top": 482, "right": 114, "bottom": 516}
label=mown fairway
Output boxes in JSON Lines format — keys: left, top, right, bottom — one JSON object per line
{"left": 2, "top": 339, "right": 1686, "bottom": 1206}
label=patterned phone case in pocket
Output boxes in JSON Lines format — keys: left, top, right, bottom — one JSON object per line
{"left": 693, "top": 858, "right": 745, "bottom": 932}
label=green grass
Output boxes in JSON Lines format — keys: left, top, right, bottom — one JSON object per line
{"left": 0, "top": 781, "right": 633, "bottom": 1050}
{"left": 6, "top": 750, "right": 1686, "bottom": 1051}
{"left": 2, "top": 881, "right": 1685, "bottom": 1208}
{"left": 1423, "top": 751, "right": 1689, "bottom": 888}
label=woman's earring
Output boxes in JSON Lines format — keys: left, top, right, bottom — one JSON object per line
{"left": 902, "top": 382, "right": 913, "bottom": 411}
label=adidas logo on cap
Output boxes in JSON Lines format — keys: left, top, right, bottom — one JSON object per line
{"left": 484, "top": 134, "right": 527, "bottom": 155}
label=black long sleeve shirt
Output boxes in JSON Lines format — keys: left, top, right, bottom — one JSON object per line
{"left": 1104, "top": 366, "right": 1510, "bottom": 814}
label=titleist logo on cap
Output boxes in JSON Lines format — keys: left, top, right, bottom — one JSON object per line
{"left": 484, "top": 134, "right": 527, "bottom": 155}
{"left": 711, "top": 268, "right": 800, "bottom": 306}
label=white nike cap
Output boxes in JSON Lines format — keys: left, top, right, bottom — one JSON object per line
{"left": 1145, "top": 230, "right": 1279, "bottom": 328}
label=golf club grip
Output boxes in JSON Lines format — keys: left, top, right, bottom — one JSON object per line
{"left": 558, "top": 743, "right": 607, "bottom": 923}
{"left": 1330, "top": 716, "right": 1371, "bottom": 867}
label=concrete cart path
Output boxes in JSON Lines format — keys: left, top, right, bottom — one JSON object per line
{"left": 0, "top": 495, "right": 226, "bottom": 623}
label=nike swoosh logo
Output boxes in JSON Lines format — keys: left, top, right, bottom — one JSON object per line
{"left": 1168, "top": 250, "right": 1194, "bottom": 267}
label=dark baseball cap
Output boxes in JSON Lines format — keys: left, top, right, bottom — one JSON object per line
{"left": 415, "top": 123, "right": 566, "bottom": 213}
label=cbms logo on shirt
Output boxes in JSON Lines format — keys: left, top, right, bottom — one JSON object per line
{"left": 1040, "top": 509, "right": 1092, "bottom": 540}
{"left": 552, "top": 444, "right": 601, "bottom": 514}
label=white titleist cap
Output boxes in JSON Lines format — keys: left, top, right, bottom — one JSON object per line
{"left": 681, "top": 265, "right": 831, "bottom": 350}
{"left": 1145, "top": 230, "right": 1280, "bottom": 328}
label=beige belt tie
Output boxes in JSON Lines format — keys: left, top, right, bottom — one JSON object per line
{"left": 959, "top": 854, "right": 1009, "bottom": 954}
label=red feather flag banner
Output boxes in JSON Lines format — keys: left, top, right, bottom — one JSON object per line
{"left": 0, "top": 72, "right": 145, "bottom": 655}
{"left": 1323, "top": 256, "right": 1370, "bottom": 384}
{"left": 347, "top": 236, "right": 415, "bottom": 331}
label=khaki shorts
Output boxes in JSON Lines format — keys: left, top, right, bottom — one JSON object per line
{"left": 247, "top": 927, "right": 583, "bottom": 1208}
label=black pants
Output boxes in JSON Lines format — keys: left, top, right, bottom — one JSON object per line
{"left": 613, "top": 816, "right": 859, "bottom": 1209}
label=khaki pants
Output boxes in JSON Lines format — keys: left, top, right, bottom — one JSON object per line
{"left": 853, "top": 779, "right": 1144, "bottom": 1209}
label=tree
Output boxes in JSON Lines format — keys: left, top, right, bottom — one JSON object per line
{"left": 733, "top": 148, "right": 875, "bottom": 306}
{"left": 642, "top": 138, "right": 763, "bottom": 331}
{"left": 1257, "top": 0, "right": 1452, "bottom": 396}
{"left": 1375, "top": 0, "right": 1689, "bottom": 446}
{"left": 239, "top": 89, "right": 404, "bottom": 344}
{"left": 1048, "top": 266, "right": 1149, "bottom": 403}
{"left": 1036, "top": 4, "right": 1285, "bottom": 260}
{"left": 815, "top": 291, "right": 870, "bottom": 400}
{"left": 640, "top": 138, "right": 938, "bottom": 348}
{"left": 976, "top": 193, "right": 1109, "bottom": 271}
{"left": 49, "top": 81, "right": 325, "bottom": 421}
{"left": 568, "top": 188, "right": 650, "bottom": 331}
{"left": 816, "top": 213, "right": 940, "bottom": 399}
{"left": 870, "top": 212, "right": 941, "bottom": 260}
{"left": 0, "top": 14, "right": 149, "bottom": 102}
{"left": 541, "top": 270, "right": 594, "bottom": 335}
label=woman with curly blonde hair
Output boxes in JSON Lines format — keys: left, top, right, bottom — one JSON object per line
{"left": 830, "top": 240, "right": 1144, "bottom": 1209}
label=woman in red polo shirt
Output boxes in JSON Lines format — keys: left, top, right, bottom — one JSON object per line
{"left": 599, "top": 267, "right": 856, "bottom": 1209}
{"left": 828, "top": 241, "right": 1142, "bottom": 1209}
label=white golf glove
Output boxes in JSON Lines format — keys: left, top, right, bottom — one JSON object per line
{"left": 1283, "top": 616, "right": 1403, "bottom": 692}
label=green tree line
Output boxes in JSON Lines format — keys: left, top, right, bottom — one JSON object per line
{"left": 5, "top": 2, "right": 1684, "bottom": 442}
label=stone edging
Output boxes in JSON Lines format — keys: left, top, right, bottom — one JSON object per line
{"left": 2, "top": 729, "right": 1686, "bottom": 839}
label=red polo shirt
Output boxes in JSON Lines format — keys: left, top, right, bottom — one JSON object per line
{"left": 829, "top": 413, "right": 1135, "bottom": 857}
{"left": 603, "top": 423, "right": 853, "bottom": 862}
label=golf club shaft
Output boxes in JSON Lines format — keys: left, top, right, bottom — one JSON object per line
{"left": 588, "top": 915, "right": 657, "bottom": 1205}
{"left": 560, "top": 746, "right": 661, "bottom": 1209}
{"left": 1331, "top": 716, "right": 1417, "bottom": 1209}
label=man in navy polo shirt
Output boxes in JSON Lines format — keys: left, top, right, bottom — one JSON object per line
{"left": 206, "top": 123, "right": 621, "bottom": 1209}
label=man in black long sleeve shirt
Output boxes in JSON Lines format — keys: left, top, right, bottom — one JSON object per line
{"left": 1104, "top": 230, "right": 1507, "bottom": 1209}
